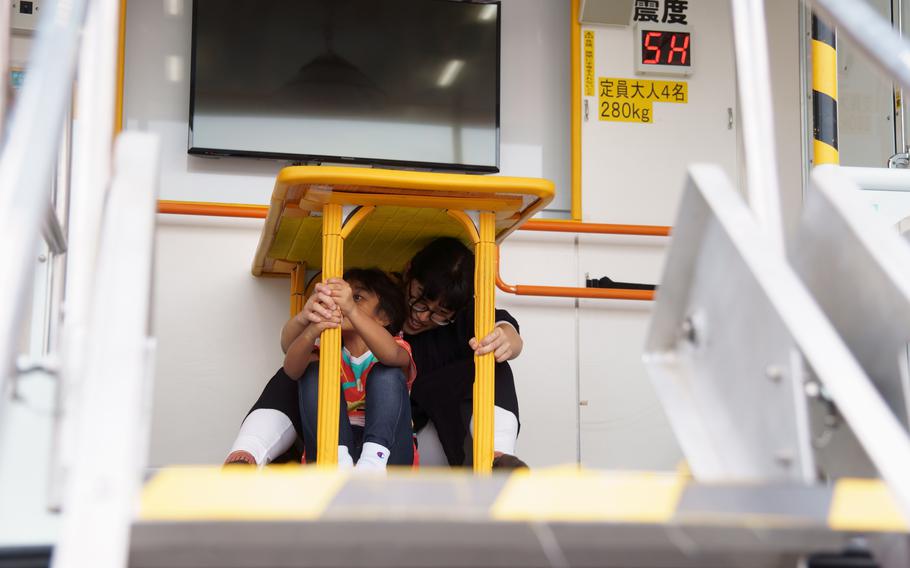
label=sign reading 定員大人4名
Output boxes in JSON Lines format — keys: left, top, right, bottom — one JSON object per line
{"left": 598, "top": 77, "right": 687, "bottom": 123}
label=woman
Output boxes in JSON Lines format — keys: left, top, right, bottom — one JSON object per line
{"left": 225, "top": 237, "right": 527, "bottom": 469}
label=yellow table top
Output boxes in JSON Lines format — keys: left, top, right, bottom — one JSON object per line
{"left": 252, "top": 166, "right": 555, "bottom": 276}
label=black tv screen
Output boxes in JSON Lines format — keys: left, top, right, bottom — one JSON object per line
{"left": 189, "top": 0, "right": 501, "bottom": 172}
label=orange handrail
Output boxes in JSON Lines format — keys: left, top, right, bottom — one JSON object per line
{"left": 521, "top": 219, "right": 670, "bottom": 237}
{"left": 496, "top": 276, "right": 655, "bottom": 301}
{"left": 157, "top": 200, "right": 672, "bottom": 236}
{"left": 158, "top": 200, "right": 269, "bottom": 218}
{"left": 496, "top": 257, "right": 656, "bottom": 301}
{"left": 157, "top": 200, "right": 665, "bottom": 301}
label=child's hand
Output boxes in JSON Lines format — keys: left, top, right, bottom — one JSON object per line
{"left": 326, "top": 278, "right": 355, "bottom": 315}
{"left": 299, "top": 283, "right": 341, "bottom": 324}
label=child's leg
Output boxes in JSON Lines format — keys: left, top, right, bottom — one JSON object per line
{"left": 297, "top": 362, "right": 354, "bottom": 465}
{"left": 359, "top": 365, "right": 413, "bottom": 470}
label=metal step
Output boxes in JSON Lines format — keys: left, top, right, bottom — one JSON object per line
{"left": 128, "top": 466, "right": 909, "bottom": 568}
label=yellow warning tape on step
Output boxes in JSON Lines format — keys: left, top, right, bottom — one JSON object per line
{"left": 140, "top": 465, "right": 347, "bottom": 521}
{"left": 490, "top": 466, "right": 686, "bottom": 523}
{"left": 829, "top": 478, "right": 909, "bottom": 533}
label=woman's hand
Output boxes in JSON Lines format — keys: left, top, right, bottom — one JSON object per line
{"left": 302, "top": 319, "right": 339, "bottom": 342}
{"left": 469, "top": 324, "right": 523, "bottom": 363}
{"left": 299, "top": 283, "right": 341, "bottom": 324}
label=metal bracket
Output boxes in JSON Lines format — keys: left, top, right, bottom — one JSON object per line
{"left": 644, "top": 165, "right": 817, "bottom": 483}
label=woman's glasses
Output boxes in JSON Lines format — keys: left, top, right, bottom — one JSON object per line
{"left": 408, "top": 296, "right": 456, "bottom": 326}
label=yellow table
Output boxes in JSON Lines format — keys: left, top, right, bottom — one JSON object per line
{"left": 252, "top": 166, "right": 554, "bottom": 473}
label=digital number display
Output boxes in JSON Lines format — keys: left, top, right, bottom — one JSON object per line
{"left": 641, "top": 30, "right": 691, "bottom": 67}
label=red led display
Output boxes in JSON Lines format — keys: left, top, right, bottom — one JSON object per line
{"left": 641, "top": 30, "right": 691, "bottom": 67}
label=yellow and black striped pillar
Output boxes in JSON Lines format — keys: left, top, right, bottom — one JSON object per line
{"left": 812, "top": 15, "right": 839, "bottom": 165}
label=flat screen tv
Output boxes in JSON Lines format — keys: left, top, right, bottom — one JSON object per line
{"left": 189, "top": 0, "right": 501, "bottom": 173}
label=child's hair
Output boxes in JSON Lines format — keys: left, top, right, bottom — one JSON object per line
{"left": 404, "top": 237, "right": 474, "bottom": 313}
{"left": 343, "top": 268, "right": 407, "bottom": 335}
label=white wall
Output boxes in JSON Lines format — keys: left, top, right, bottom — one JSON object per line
{"left": 574, "top": 0, "right": 739, "bottom": 469}
{"left": 498, "top": 232, "right": 579, "bottom": 465}
{"left": 499, "top": 0, "right": 571, "bottom": 214}
{"left": 149, "top": 216, "right": 289, "bottom": 465}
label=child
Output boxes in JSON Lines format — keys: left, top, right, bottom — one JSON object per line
{"left": 284, "top": 268, "right": 417, "bottom": 471}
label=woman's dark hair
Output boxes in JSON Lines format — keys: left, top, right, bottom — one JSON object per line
{"left": 404, "top": 237, "right": 474, "bottom": 312}
{"left": 343, "top": 268, "right": 407, "bottom": 335}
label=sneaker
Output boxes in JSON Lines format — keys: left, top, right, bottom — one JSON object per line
{"left": 223, "top": 450, "right": 256, "bottom": 467}
{"left": 492, "top": 453, "right": 529, "bottom": 470}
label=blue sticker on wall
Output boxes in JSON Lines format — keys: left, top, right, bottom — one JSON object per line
{"left": 11, "top": 69, "right": 25, "bottom": 89}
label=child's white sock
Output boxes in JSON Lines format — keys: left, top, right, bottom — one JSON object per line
{"left": 355, "top": 442, "right": 390, "bottom": 473}
{"left": 338, "top": 446, "right": 354, "bottom": 470}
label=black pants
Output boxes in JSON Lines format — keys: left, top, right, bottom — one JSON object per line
{"left": 410, "top": 360, "right": 520, "bottom": 466}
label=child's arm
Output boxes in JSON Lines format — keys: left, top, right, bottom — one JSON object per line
{"left": 349, "top": 309, "right": 411, "bottom": 367}
{"left": 326, "top": 278, "right": 410, "bottom": 368}
{"left": 282, "top": 319, "right": 337, "bottom": 379}
{"left": 280, "top": 283, "right": 340, "bottom": 353}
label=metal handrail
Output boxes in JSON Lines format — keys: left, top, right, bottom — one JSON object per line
{"left": 827, "top": 165, "right": 910, "bottom": 192}
{"left": 732, "top": 0, "right": 784, "bottom": 252}
{"left": 0, "top": 0, "right": 89, "bottom": 406}
{"left": 53, "top": 132, "right": 160, "bottom": 568}
{"left": 43, "top": 202, "right": 68, "bottom": 255}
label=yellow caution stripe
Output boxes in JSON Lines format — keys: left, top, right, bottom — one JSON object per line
{"left": 829, "top": 478, "right": 909, "bottom": 533}
{"left": 811, "top": 14, "right": 839, "bottom": 165}
{"left": 813, "top": 139, "right": 840, "bottom": 167}
{"left": 811, "top": 40, "right": 838, "bottom": 101}
{"left": 140, "top": 465, "right": 347, "bottom": 521}
{"left": 490, "top": 467, "right": 686, "bottom": 523}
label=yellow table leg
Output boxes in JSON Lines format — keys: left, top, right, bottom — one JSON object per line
{"left": 317, "top": 204, "right": 343, "bottom": 466}
{"left": 290, "top": 263, "right": 306, "bottom": 317}
{"left": 473, "top": 211, "right": 496, "bottom": 474}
